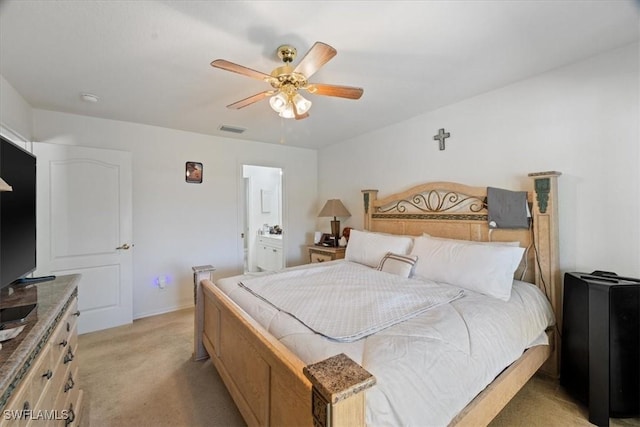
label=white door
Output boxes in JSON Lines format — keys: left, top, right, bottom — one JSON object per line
{"left": 33, "top": 143, "right": 133, "bottom": 334}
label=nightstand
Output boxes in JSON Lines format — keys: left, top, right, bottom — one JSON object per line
{"left": 561, "top": 272, "right": 640, "bottom": 425}
{"left": 307, "top": 245, "right": 346, "bottom": 263}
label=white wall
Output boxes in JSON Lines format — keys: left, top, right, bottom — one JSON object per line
{"left": 0, "top": 74, "right": 33, "bottom": 142}
{"left": 32, "top": 110, "right": 317, "bottom": 318}
{"left": 319, "top": 43, "right": 640, "bottom": 277}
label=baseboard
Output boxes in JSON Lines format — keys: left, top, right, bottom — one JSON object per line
{"left": 133, "top": 303, "right": 193, "bottom": 320}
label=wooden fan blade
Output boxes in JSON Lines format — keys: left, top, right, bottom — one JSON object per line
{"left": 293, "top": 42, "right": 337, "bottom": 79}
{"left": 306, "top": 83, "right": 364, "bottom": 100}
{"left": 211, "top": 59, "right": 271, "bottom": 81}
{"left": 227, "top": 91, "right": 275, "bottom": 109}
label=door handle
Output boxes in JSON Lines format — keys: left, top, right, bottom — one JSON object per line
{"left": 116, "top": 243, "right": 131, "bottom": 250}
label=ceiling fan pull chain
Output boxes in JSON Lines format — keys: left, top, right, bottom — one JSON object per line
{"left": 280, "top": 117, "right": 286, "bottom": 144}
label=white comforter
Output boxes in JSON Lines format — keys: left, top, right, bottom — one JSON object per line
{"left": 216, "top": 260, "right": 554, "bottom": 426}
{"left": 238, "top": 262, "right": 464, "bottom": 342}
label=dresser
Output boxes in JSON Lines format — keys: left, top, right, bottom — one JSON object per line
{"left": 0, "top": 275, "right": 85, "bottom": 426}
{"left": 307, "top": 246, "right": 346, "bottom": 263}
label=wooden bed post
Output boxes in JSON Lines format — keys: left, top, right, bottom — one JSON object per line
{"left": 193, "top": 264, "right": 216, "bottom": 361}
{"left": 304, "top": 353, "right": 376, "bottom": 427}
{"left": 361, "top": 189, "right": 378, "bottom": 231}
{"left": 528, "top": 171, "right": 562, "bottom": 378}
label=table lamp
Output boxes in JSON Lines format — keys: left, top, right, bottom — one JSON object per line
{"left": 318, "top": 199, "right": 351, "bottom": 246}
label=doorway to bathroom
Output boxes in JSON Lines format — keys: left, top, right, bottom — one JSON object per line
{"left": 241, "top": 165, "right": 284, "bottom": 273}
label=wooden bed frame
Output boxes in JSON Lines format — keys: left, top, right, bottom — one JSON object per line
{"left": 194, "top": 171, "right": 561, "bottom": 427}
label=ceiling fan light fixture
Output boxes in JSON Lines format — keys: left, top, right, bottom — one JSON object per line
{"left": 279, "top": 103, "right": 295, "bottom": 119}
{"left": 270, "top": 92, "right": 312, "bottom": 119}
{"left": 269, "top": 92, "right": 288, "bottom": 113}
{"left": 292, "top": 93, "right": 312, "bottom": 115}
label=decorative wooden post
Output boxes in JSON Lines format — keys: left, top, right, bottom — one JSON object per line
{"left": 192, "top": 264, "right": 216, "bottom": 361}
{"left": 361, "top": 189, "right": 378, "bottom": 231}
{"left": 528, "top": 171, "right": 562, "bottom": 378}
{"left": 304, "top": 353, "right": 376, "bottom": 427}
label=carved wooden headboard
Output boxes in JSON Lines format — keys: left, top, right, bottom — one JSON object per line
{"left": 361, "top": 171, "right": 561, "bottom": 376}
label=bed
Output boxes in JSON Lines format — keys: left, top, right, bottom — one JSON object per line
{"left": 194, "top": 171, "right": 561, "bottom": 427}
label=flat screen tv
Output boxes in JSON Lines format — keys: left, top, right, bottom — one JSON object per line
{"left": 0, "top": 136, "right": 37, "bottom": 292}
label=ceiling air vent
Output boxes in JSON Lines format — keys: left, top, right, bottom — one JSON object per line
{"left": 218, "top": 125, "right": 246, "bottom": 134}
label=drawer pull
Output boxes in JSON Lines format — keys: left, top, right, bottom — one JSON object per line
{"left": 42, "top": 370, "right": 53, "bottom": 380}
{"left": 72, "top": 310, "right": 81, "bottom": 317}
{"left": 65, "top": 404, "right": 75, "bottom": 426}
{"left": 59, "top": 339, "right": 68, "bottom": 347}
{"left": 23, "top": 401, "right": 31, "bottom": 411}
{"left": 64, "top": 373, "right": 75, "bottom": 392}
{"left": 66, "top": 321, "right": 71, "bottom": 332}
{"left": 316, "top": 258, "right": 325, "bottom": 262}
{"left": 64, "top": 347, "right": 75, "bottom": 364}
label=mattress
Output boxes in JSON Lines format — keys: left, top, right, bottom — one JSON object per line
{"left": 216, "top": 260, "right": 555, "bottom": 426}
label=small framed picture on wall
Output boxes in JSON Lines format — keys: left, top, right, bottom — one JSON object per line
{"left": 185, "top": 162, "right": 203, "bottom": 183}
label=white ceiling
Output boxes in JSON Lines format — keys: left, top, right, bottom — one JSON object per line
{"left": 1, "top": 1, "right": 638, "bottom": 149}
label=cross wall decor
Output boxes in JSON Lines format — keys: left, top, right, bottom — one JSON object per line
{"left": 433, "top": 128, "right": 451, "bottom": 150}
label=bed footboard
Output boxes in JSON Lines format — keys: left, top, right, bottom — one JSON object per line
{"left": 197, "top": 278, "right": 374, "bottom": 427}
{"left": 448, "top": 337, "right": 552, "bottom": 426}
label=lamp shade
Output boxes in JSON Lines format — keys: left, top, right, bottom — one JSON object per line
{"left": 292, "top": 93, "right": 312, "bottom": 114}
{"left": 279, "top": 103, "right": 295, "bottom": 119}
{"left": 318, "top": 199, "right": 351, "bottom": 218}
{"left": 269, "top": 92, "right": 288, "bottom": 113}
{"left": 270, "top": 91, "right": 312, "bottom": 119}
{"left": 0, "top": 177, "right": 12, "bottom": 192}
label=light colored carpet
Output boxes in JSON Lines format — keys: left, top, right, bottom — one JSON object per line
{"left": 78, "top": 308, "right": 244, "bottom": 427}
{"left": 79, "top": 308, "right": 639, "bottom": 427}
{"left": 490, "top": 375, "right": 639, "bottom": 427}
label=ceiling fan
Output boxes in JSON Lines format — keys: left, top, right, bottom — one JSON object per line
{"left": 211, "top": 42, "right": 363, "bottom": 120}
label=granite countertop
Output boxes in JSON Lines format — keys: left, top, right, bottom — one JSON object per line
{"left": 303, "top": 353, "right": 376, "bottom": 404}
{"left": 0, "top": 274, "right": 80, "bottom": 409}
{"left": 260, "top": 234, "right": 283, "bottom": 239}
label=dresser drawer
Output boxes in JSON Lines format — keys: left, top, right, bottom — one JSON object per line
{"left": 26, "top": 345, "right": 55, "bottom": 413}
{"left": 0, "top": 375, "right": 31, "bottom": 427}
{"left": 63, "top": 390, "right": 83, "bottom": 427}
{"left": 52, "top": 365, "right": 80, "bottom": 427}
{"left": 310, "top": 252, "right": 333, "bottom": 263}
{"left": 49, "top": 340, "right": 77, "bottom": 413}
{"left": 0, "top": 344, "right": 53, "bottom": 427}
{"left": 50, "top": 299, "right": 78, "bottom": 365}
{"left": 307, "top": 246, "right": 345, "bottom": 263}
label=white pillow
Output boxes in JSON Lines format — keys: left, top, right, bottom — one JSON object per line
{"left": 345, "top": 229, "right": 414, "bottom": 268}
{"left": 376, "top": 252, "right": 418, "bottom": 278}
{"left": 410, "top": 235, "right": 524, "bottom": 301}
